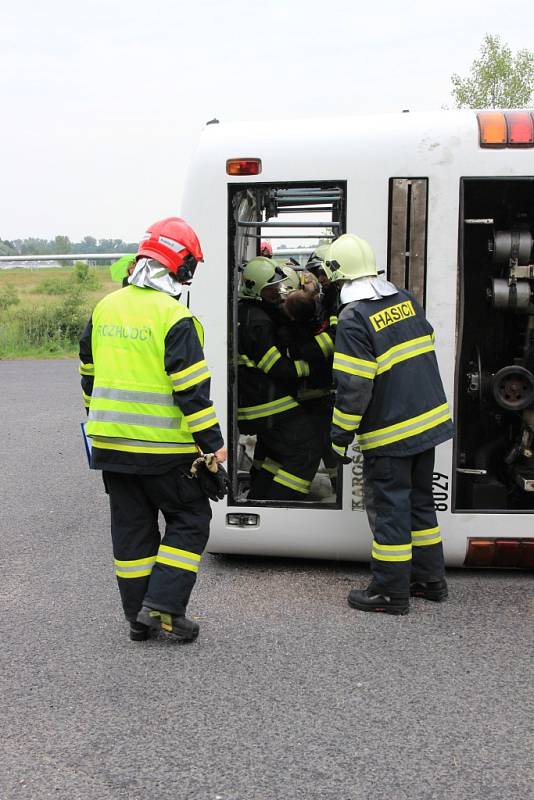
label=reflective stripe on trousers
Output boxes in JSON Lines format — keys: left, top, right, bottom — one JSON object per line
{"left": 371, "top": 541, "right": 412, "bottom": 562}
{"left": 363, "top": 449, "right": 445, "bottom": 595}
{"left": 114, "top": 556, "right": 156, "bottom": 579}
{"left": 412, "top": 526, "right": 442, "bottom": 546}
{"left": 106, "top": 469, "right": 211, "bottom": 619}
{"left": 156, "top": 545, "right": 201, "bottom": 573}
{"left": 253, "top": 456, "right": 281, "bottom": 476}
{"left": 273, "top": 468, "right": 311, "bottom": 495}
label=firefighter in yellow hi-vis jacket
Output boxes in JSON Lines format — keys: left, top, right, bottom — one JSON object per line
{"left": 328, "top": 234, "right": 454, "bottom": 615}
{"left": 79, "top": 218, "right": 227, "bottom": 642}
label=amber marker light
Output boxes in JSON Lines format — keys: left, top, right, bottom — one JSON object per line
{"left": 494, "top": 539, "right": 521, "bottom": 567}
{"left": 465, "top": 538, "right": 496, "bottom": 566}
{"left": 226, "top": 158, "right": 262, "bottom": 176}
{"left": 505, "top": 111, "right": 534, "bottom": 146}
{"left": 477, "top": 112, "right": 507, "bottom": 147}
{"left": 465, "top": 537, "right": 534, "bottom": 568}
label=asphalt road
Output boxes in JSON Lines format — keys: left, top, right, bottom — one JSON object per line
{"left": 1, "top": 359, "right": 532, "bottom": 800}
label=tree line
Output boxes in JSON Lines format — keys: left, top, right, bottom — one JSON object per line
{"left": 0, "top": 235, "right": 138, "bottom": 257}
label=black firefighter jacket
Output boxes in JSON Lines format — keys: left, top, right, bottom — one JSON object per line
{"left": 237, "top": 298, "right": 318, "bottom": 432}
{"left": 330, "top": 287, "right": 454, "bottom": 458}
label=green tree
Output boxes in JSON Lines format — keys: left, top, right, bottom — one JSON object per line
{"left": 0, "top": 241, "right": 16, "bottom": 256}
{"left": 54, "top": 235, "right": 71, "bottom": 254}
{"left": 82, "top": 235, "right": 97, "bottom": 249}
{"left": 19, "top": 238, "right": 50, "bottom": 255}
{"left": 451, "top": 34, "right": 534, "bottom": 109}
{"left": 98, "top": 238, "right": 125, "bottom": 252}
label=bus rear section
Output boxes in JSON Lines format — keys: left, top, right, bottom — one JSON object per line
{"left": 180, "top": 110, "right": 534, "bottom": 568}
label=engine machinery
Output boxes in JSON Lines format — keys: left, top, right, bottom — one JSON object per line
{"left": 457, "top": 178, "right": 534, "bottom": 511}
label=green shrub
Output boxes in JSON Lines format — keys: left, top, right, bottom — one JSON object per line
{"left": 72, "top": 261, "right": 100, "bottom": 289}
{"left": 0, "top": 284, "right": 20, "bottom": 310}
{"left": 0, "top": 288, "right": 89, "bottom": 357}
{"left": 40, "top": 277, "right": 70, "bottom": 295}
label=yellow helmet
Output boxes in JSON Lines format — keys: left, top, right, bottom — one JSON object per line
{"left": 240, "top": 256, "right": 285, "bottom": 299}
{"left": 328, "top": 234, "right": 377, "bottom": 281}
{"left": 307, "top": 244, "right": 333, "bottom": 281}
{"left": 280, "top": 265, "right": 301, "bottom": 294}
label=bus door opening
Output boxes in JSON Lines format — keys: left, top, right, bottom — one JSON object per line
{"left": 227, "top": 181, "right": 347, "bottom": 508}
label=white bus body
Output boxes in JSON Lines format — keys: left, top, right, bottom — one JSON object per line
{"left": 180, "top": 110, "right": 534, "bottom": 568}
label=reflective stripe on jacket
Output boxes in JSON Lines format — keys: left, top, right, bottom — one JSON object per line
{"left": 331, "top": 287, "right": 454, "bottom": 456}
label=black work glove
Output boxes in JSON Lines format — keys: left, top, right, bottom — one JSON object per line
{"left": 331, "top": 442, "right": 352, "bottom": 465}
{"left": 190, "top": 454, "right": 230, "bottom": 501}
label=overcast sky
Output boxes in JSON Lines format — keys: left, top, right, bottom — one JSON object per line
{"left": 1, "top": 0, "right": 531, "bottom": 242}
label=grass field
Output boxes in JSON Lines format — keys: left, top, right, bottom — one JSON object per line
{"left": 0, "top": 265, "right": 119, "bottom": 359}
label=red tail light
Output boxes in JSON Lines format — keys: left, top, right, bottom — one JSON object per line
{"left": 226, "top": 158, "right": 262, "bottom": 176}
{"left": 506, "top": 111, "right": 534, "bottom": 146}
{"left": 465, "top": 537, "right": 534, "bottom": 568}
{"left": 521, "top": 540, "right": 534, "bottom": 569}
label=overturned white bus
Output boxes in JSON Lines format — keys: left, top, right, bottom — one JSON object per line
{"left": 179, "top": 109, "right": 534, "bottom": 569}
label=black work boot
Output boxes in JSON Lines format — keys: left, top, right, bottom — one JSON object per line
{"left": 136, "top": 606, "right": 200, "bottom": 642}
{"left": 129, "top": 620, "right": 150, "bottom": 642}
{"left": 347, "top": 584, "right": 409, "bottom": 615}
{"left": 410, "top": 578, "right": 448, "bottom": 602}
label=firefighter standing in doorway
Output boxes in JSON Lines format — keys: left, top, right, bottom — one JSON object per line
{"left": 238, "top": 256, "right": 323, "bottom": 500}
{"left": 79, "top": 217, "right": 227, "bottom": 642}
{"left": 306, "top": 244, "right": 340, "bottom": 327}
{"left": 329, "top": 234, "right": 454, "bottom": 615}
{"left": 280, "top": 288, "right": 338, "bottom": 493}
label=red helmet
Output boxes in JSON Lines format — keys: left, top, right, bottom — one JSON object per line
{"left": 260, "top": 240, "right": 273, "bottom": 257}
{"left": 137, "top": 217, "right": 204, "bottom": 280}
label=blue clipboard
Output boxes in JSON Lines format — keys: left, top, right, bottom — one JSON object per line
{"left": 81, "top": 422, "right": 92, "bottom": 467}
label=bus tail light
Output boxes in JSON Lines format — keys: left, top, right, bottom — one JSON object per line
{"left": 477, "top": 113, "right": 507, "bottom": 147}
{"left": 477, "top": 112, "right": 534, "bottom": 148}
{"left": 226, "top": 158, "right": 262, "bottom": 176}
{"left": 522, "top": 540, "right": 534, "bottom": 568}
{"left": 506, "top": 111, "right": 534, "bottom": 146}
{"left": 465, "top": 537, "right": 534, "bottom": 568}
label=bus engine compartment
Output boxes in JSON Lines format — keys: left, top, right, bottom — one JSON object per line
{"left": 456, "top": 177, "right": 534, "bottom": 512}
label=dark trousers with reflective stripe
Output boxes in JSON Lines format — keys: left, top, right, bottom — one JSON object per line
{"left": 363, "top": 448, "right": 445, "bottom": 596}
{"left": 104, "top": 468, "right": 212, "bottom": 620}
{"left": 247, "top": 410, "right": 323, "bottom": 501}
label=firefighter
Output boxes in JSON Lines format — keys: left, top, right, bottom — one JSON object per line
{"left": 307, "top": 244, "right": 340, "bottom": 327}
{"left": 280, "top": 264, "right": 301, "bottom": 296}
{"left": 329, "top": 234, "right": 454, "bottom": 615}
{"left": 260, "top": 240, "right": 273, "bottom": 258}
{"left": 282, "top": 289, "right": 338, "bottom": 493}
{"left": 79, "top": 217, "right": 226, "bottom": 642}
{"left": 238, "top": 257, "right": 322, "bottom": 500}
